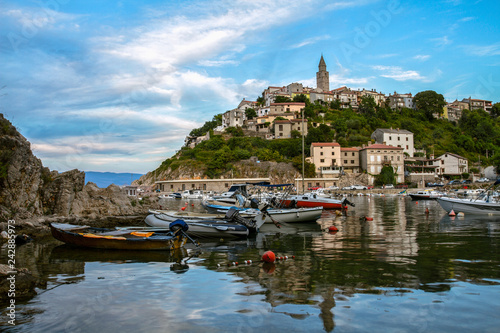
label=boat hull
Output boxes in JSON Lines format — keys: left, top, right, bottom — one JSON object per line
{"left": 145, "top": 213, "right": 249, "bottom": 238}
{"left": 50, "top": 223, "right": 186, "bottom": 250}
{"left": 437, "top": 197, "right": 500, "bottom": 215}
{"left": 280, "top": 198, "right": 343, "bottom": 209}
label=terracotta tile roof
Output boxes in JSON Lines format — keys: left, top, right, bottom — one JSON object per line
{"left": 341, "top": 147, "right": 359, "bottom": 151}
{"left": 362, "top": 144, "right": 404, "bottom": 150}
{"left": 270, "top": 102, "right": 306, "bottom": 106}
{"left": 311, "top": 142, "right": 340, "bottom": 147}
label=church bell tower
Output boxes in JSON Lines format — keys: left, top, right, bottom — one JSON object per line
{"left": 316, "top": 55, "right": 329, "bottom": 92}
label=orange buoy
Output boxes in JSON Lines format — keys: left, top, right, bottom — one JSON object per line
{"left": 191, "top": 203, "right": 194, "bottom": 206}
{"left": 328, "top": 225, "right": 338, "bottom": 233}
{"left": 364, "top": 217, "right": 373, "bottom": 221}
{"left": 181, "top": 206, "right": 186, "bottom": 211}
{"left": 262, "top": 251, "right": 275, "bottom": 263}
{"left": 449, "top": 209, "right": 456, "bottom": 216}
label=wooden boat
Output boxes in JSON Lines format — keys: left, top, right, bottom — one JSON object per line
{"left": 50, "top": 222, "right": 188, "bottom": 250}
{"left": 145, "top": 208, "right": 266, "bottom": 239}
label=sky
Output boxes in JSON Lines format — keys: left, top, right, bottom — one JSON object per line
{"left": 1, "top": 0, "right": 499, "bottom": 174}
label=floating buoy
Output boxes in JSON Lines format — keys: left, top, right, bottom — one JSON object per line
{"left": 365, "top": 217, "right": 373, "bottom": 221}
{"left": 449, "top": 209, "right": 456, "bottom": 216}
{"left": 328, "top": 225, "right": 338, "bottom": 233}
{"left": 191, "top": 203, "right": 194, "bottom": 207}
{"left": 457, "top": 212, "right": 465, "bottom": 217}
{"left": 262, "top": 251, "right": 276, "bottom": 263}
{"left": 181, "top": 206, "right": 186, "bottom": 211}
{"left": 416, "top": 201, "right": 418, "bottom": 205}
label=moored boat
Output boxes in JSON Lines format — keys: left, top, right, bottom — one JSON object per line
{"left": 437, "top": 180, "right": 500, "bottom": 215}
{"left": 279, "top": 192, "right": 351, "bottom": 210}
{"left": 408, "top": 190, "right": 445, "bottom": 200}
{"left": 145, "top": 208, "right": 266, "bottom": 238}
{"left": 50, "top": 222, "right": 189, "bottom": 250}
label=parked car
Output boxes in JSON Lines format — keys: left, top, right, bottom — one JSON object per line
{"left": 461, "top": 180, "right": 472, "bottom": 184}
{"left": 351, "top": 184, "right": 368, "bottom": 190}
{"left": 447, "top": 180, "right": 460, "bottom": 185}
{"left": 341, "top": 186, "right": 353, "bottom": 190}
{"left": 384, "top": 184, "right": 394, "bottom": 189}
{"left": 476, "top": 177, "right": 490, "bottom": 183}
{"left": 328, "top": 185, "right": 339, "bottom": 190}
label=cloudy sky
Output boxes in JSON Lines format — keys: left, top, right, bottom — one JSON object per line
{"left": 1, "top": 0, "right": 499, "bottom": 174}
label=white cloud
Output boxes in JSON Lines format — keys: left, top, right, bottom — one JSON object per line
{"left": 462, "top": 43, "right": 500, "bottom": 56}
{"left": 290, "top": 35, "right": 331, "bottom": 49}
{"left": 431, "top": 35, "right": 452, "bottom": 47}
{"left": 372, "top": 65, "right": 425, "bottom": 81}
{"left": 413, "top": 54, "right": 431, "bottom": 61}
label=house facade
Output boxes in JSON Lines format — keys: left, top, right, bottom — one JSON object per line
{"left": 371, "top": 128, "right": 414, "bottom": 157}
{"left": 359, "top": 144, "right": 405, "bottom": 185}
{"left": 341, "top": 147, "right": 361, "bottom": 174}
{"left": 436, "top": 153, "right": 468, "bottom": 176}
{"left": 310, "top": 142, "right": 342, "bottom": 177}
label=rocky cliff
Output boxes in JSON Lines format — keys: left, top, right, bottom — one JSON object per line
{"left": 135, "top": 159, "right": 301, "bottom": 186}
{"left": 0, "top": 114, "right": 153, "bottom": 224}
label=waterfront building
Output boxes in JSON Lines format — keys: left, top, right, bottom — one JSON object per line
{"left": 371, "top": 128, "right": 415, "bottom": 157}
{"left": 435, "top": 152, "right": 469, "bottom": 176}
{"left": 310, "top": 142, "right": 342, "bottom": 177}
{"left": 341, "top": 147, "right": 361, "bottom": 174}
{"left": 359, "top": 143, "right": 405, "bottom": 185}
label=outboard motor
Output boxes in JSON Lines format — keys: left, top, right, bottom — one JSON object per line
{"left": 225, "top": 207, "right": 256, "bottom": 229}
{"left": 169, "top": 219, "right": 189, "bottom": 232}
{"left": 250, "top": 198, "right": 259, "bottom": 209}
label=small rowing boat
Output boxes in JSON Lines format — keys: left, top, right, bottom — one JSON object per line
{"left": 50, "top": 222, "right": 189, "bottom": 250}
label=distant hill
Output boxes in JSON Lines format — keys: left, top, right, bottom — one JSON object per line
{"left": 84, "top": 171, "right": 144, "bottom": 188}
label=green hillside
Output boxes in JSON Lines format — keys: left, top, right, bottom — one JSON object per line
{"left": 156, "top": 94, "right": 500, "bottom": 179}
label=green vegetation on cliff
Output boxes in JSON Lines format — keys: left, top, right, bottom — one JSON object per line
{"left": 156, "top": 95, "right": 500, "bottom": 179}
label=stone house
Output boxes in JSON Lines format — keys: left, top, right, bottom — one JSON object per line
{"left": 359, "top": 143, "right": 405, "bottom": 185}
{"left": 435, "top": 152, "right": 468, "bottom": 176}
{"left": 274, "top": 119, "right": 308, "bottom": 139}
{"left": 341, "top": 147, "right": 361, "bottom": 174}
{"left": 371, "top": 128, "right": 414, "bottom": 157}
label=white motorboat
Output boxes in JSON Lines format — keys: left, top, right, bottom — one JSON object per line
{"left": 145, "top": 208, "right": 266, "bottom": 239}
{"left": 437, "top": 180, "right": 500, "bottom": 215}
{"left": 408, "top": 190, "right": 445, "bottom": 200}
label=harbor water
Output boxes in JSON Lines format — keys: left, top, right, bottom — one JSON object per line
{"left": 1, "top": 195, "right": 500, "bottom": 332}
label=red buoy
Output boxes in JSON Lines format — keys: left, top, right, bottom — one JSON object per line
{"left": 262, "top": 251, "right": 276, "bottom": 263}
{"left": 365, "top": 217, "right": 373, "bottom": 221}
{"left": 328, "top": 225, "right": 338, "bottom": 233}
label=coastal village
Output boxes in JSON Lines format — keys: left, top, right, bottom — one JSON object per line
{"left": 156, "top": 56, "right": 494, "bottom": 193}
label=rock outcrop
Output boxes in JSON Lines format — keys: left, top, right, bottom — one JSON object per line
{"left": 0, "top": 114, "right": 152, "bottom": 224}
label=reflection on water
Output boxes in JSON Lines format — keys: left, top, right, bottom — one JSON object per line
{"left": 1, "top": 196, "right": 500, "bottom": 332}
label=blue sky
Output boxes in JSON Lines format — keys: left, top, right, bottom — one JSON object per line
{"left": 1, "top": 0, "right": 499, "bottom": 174}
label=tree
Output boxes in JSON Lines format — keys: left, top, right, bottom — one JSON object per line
{"left": 374, "top": 166, "right": 396, "bottom": 186}
{"left": 414, "top": 90, "right": 447, "bottom": 121}
{"left": 358, "top": 96, "right": 377, "bottom": 117}
{"left": 274, "top": 95, "right": 292, "bottom": 103}
{"left": 292, "top": 94, "right": 309, "bottom": 104}
{"left": 245, "top": 108, "right": 257, "bottom": 120}
{"left": 491, "top": 102, "right": 500, "bottom": 118}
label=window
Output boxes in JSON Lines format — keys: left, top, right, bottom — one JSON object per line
{"left": 398, "top": 137, "right": 400, "bottom": 141}
{"left": 384, "top": 156, "right": 388, "bottom": 161}
{"left": 370, "top": 156, "right": 374, "bottom": 162}
{"left": 351, "top": 160, "right": 354, "bottom": 164}
{"left": 332, "top": 152, "right": 335, "bottom": 155}
{"left": 389, "top": 136, "right": 392, "bottom": 140}
{"left": 397, "top": 156, "right": 400, "bottom": 161}
{"left": 391, "top": 156, "right": 394, "bottom": 161}
{"left": 344, "top": 160, "right": 348, "bottom": 164}
{"left": 406, "top": 145, "right": 408, "bottom": 149}
{"left": 406, "top": 137, "right": 408, "bottom": 141}
{"left": 320, "top": 159, "right": 324, "bottom": 163}
{"left": 279, "top": 125, "right": 283, "bottom": 131}
{"left": 320, "top": 152, "right": 323, "bottom": 156}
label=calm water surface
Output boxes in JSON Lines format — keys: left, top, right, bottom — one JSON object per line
{"left": 1, "top": 196, "right": 500, "bottom": 332}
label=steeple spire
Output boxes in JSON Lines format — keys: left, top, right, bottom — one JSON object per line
{"left": 316, "top": 54, "right": 329, "bottom": 92}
